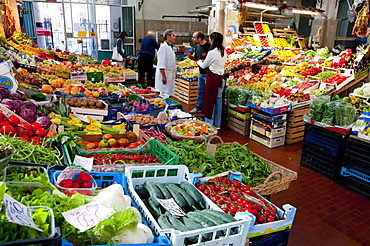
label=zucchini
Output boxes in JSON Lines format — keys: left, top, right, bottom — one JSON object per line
{"left": 135, "top": 187, "right": 150, "bottom": 199}
{"left": 167, "top": 213, "right": 198, "bottom": 243}
{"left": 165, "top": 183, "right": 195, "bottom": 207}
{"left": 201, "top": 209, "right": 236, "bottom": 223}
{"left": 148, "top": 197, "right": 162, "bottom": 218}
{"left": 164, "top": 183, "right": 186, "bottom": 208}
{"left": 158, "top": 214, "right": 173, "bottom": 230}
{"left": 155, "top": 183, "right": 172, "bottom": 199}
{"left": 143, "top": 181, "right": 163, "bottom": 206}
{"left": 180, "top": 181, "right": 203, "bottom": 203}
{"left": 196, "top": 210, "right": 226, "bottom": 226}
{"left": 142, "top": 199, "right": 159, "bottom": 219}
{"left": 183, "top": 217, "right": 212, "bottom": 241}
{"left": 186, "top": 212, "right": 216, "bottom": 227}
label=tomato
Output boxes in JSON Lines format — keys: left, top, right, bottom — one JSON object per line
{"left": 117, "top": 138, "right": 130, "bottom": 147}
{"left": 30, "top": 136, "right": 41, "bottom": 143}
{"left": 102, "top": 134, "right": 113, "bottom": 140}
{"left": 128, "top": 142, "right": 139, "bottom": 148}
{"left": 269, "top": 210, "right": 277, "bottom": 217}
{"left": 136, "top": 140, "right": 145, "bottom": 145}
{"left": 0, "top": 121, "right": 11, "bottom": 127}
{"left": 267, "top": 216, "right": 275, "bottom": 222}
{"left": 1, "top": 125, "right": 16, "bottom": 135}
{"left": 127, "top": 132, "right": 137, "bottom": 140}
{"left": 8, "top": 116, "right": 20, "bottom": 126}
{"left": 46, "top": 131, "right": 57, "bottom": 138}
{"left": 35, "top": 128, "right": 47, "bottom": 137}
{"left": 31, "top": 140, "right": 40, "bottom": 145}
{"left": 20, "top": 135, "right": 30, "bottom": 141}
{"left": 31, "top": 122, "right": 42, "bottom": 132}
{"left": 0, "top": 110, "right": 4, "bottom": 122}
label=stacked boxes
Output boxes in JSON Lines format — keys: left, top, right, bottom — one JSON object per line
{"left": 174, "top": 79, "right": 198, "bottom": 105}
{"left": 339, "top": 136, "right": 370, "bottom": 197}
{"left": 300, "top": 124, "right": 349, "bottom": 180}
{"left": 249, "top": 109, "right": 287, "bottom": 148}
{"left": 227, "top": 106, "right": 251, "bottom": 136}
{"left": 286, "top": 104, "right": 310, "bottom": 144}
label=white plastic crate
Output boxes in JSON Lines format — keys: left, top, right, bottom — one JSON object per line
{"left": 125, "top": 165, "right": 252, "bottom": 246}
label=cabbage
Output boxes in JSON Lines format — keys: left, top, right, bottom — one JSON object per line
{"left": 1, "top": 99, "right": 17, "bottom": 111}
{"left": 0, "top": 88, "right": 10, "bottom": 99}
{"left": 19, "top": 109, "right": 36, "bottom": 123}
{"left": 36, "top": 116, "right": 51, "bottom": 129}
{"left": 24, "top": 101, "right": 37, "bottom": 113}
{"left": 10, "top": 92, "right": 22, "bottom": 101}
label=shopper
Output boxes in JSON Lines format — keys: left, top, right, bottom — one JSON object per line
{"left": 113, "top": 31, "right": 127, "bottom": 68}
{"left": 197, "top": 32, "right": 227, "bottom": 129}
{"left": 138, "top": 30, "right": 160, "bottom": 88}
{"left": 185, "top": 31, "right": 211, "bottom": 113}
{"left": 155, "top": 29, "right": 177, "bottom": 96}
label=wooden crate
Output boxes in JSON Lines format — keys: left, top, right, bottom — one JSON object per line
{"left": 286, "top": 104, "right": 310, "bottom": 144}
{"left": 227, "top": 113, "right": 250, "bottom": 136}
{"left": 174, "top": 79, "right": 198, "bottom": 105}
{"left": 272, "top": 29, "right": 298, "bottom": 37}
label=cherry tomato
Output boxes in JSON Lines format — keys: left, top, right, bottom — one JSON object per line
{"left": 31, "top": 122, "right": 42, "bottom": 132}
{"left": 46, "top": 131, "right": 57, "bottom": 138}
{"left": 136, "top": 140, "right": 145, "bottom": 145}
{"left": 8, "top": 116, "right": 20, "bottom": 126}
{"left": 1, "top": 125, "right": 16, "bottom": 135}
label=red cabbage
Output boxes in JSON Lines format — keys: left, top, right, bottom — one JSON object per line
{"left": 19, "top": 109, "right": 36, "bottom": 123}
{"left": 36, "top": 116, "right": 51, "bottom": 129}
{"left": 1, "top": 99, "right": 17, "bottom": 111}
{"left": 23, "top": 101, "right": 37, "bottom": 113}
{"left": 10, "top": 92, "right": 22, "bottom": 101}
{"left": 0, "top": 88, "right": 10, "bottom": 99}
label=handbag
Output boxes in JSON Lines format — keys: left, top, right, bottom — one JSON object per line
{"left": 112, "top": 39, "right": 124, "bottom": 61}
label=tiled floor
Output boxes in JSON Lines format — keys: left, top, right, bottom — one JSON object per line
{"left": 176, "top": 102, "right": 370, "bottom": 246}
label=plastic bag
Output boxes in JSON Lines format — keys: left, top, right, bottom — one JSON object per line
{"left": 321, "top": 101, "right": 337, "bottom": 125}
{"left": 334, "top": 103, "right": 356, "bottom": 126}
{"left": 307, "top": 96, "right": 330, "bottom": 121}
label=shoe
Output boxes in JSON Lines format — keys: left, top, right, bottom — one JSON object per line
{"left": 190, "top": 108, "right": 202, "bottom": 113}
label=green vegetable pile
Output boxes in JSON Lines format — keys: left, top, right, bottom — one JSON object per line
{"left": 0, "top": 136, "right": 63, "bottom": 166}
{"left": 165, "top": 140, "right": 272, "bottom": 186}
{"left": 315, "top": 71, "right": 336, "bottom": 81}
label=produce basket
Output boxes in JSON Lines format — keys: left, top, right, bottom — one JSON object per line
{"left": 204, "top": 136, "right": 298, "bottom": 195}
{"left": 164, "top": 119, "right": 218, "bottom": 142}
{"left": 125, "top": 165, "right": 251, "bottom": 246}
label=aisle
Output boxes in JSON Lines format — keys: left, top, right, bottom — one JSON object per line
{"left": 179, "top": 102, "right": 370, "bottom": 246}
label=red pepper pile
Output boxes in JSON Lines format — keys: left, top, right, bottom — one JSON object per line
{"left": 301, "top": 67, "right": 321, "bottom": 77}
{"left": 275, "top": 89, "right": 292, "bottom": 97}
{"left": 91, "top": 152, "right": 160, "bottom": 165}
{"left": 196, "top": 177, "right": 280, "bottom": 224}
{"left": 133, "top": 89, "right": 155, "bottom": 95}
{"left": 324, "top": 74, "right": 349, "bottom": 85}
{"left": 285, "top": 92, "right": 310, "bottom": 102}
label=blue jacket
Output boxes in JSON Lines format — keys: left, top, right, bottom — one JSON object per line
{"left": 116, "top": 38, "right": 126, "bottom": 58}
{"left": 138, "top": 35, "right": 160, "bottom": 60}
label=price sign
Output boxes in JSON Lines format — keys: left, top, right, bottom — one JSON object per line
{"left": 74, "top": 113, "right": 89, "bottom": 123}
{"left": 291, "top": 88, "right": 298, "bottom": 94}
{"left": 3, "top": 194, "right": 43, "bottom": 231}
{"left": 244, "top": 74, "right": 252, "bottom": 81}
{"left": 157, "top": 198, "right": 186, "bottom": 217}
{"left": 319, "top": 82, "right": 327, "bottom": 90}
{"left": 57, "top": 166, "right": 81, "bottom": 184}
{"left": 355, "top": 53, "right": 364, "bottom": 63}
{"left": 62, "top": 202, "right": 115, "bottom": 232}
{"left": 73, "top": 155, "right": 94, "bottom": 171}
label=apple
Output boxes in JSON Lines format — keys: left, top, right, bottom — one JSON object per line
{"left": 117, "top": 138, "right": 129, "bottom": 147}
{"left": 108, "top": 138, "right": 117, "bottom": 147}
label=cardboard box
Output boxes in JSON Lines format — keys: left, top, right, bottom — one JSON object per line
{"left": 251, "top": 120, "right": 286, "bottom": 138}
{"left": 250, "top": 130, "right": 285, "bottom": 148}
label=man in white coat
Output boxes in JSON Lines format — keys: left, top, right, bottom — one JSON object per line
{"left": 155, "top": 29, "right": 177, "bottom": 96}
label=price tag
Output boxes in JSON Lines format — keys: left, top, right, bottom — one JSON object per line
{"left": 157, "top": 198, "right": 187, "bottom": 217}
{"left": 355, "top": 53, "right": 364, "bottom": 63}
{"left": 74, "top": 113, "right": 89, "bottom": 123}
{"left": 73, "top": 155, "right": 94, "bottom": 171}
{"left": 319, "top": 82, "right": 327, "bottom": 90}
{"left": 62, "top": 202, "right": 115, "bottom": 232}
{"left": 3, "top": 194, "right": 43, "bottom": 231}
{"left": 291, "top": 88, "right": 298, "bottom": 93}
{"left": 244, "top": 74, "right": 252, "bottom": 81}
{"left": 57, "top": 166, "right": 81, "bottom": 184}
{"left": 332, "top": 56, "right": 341, "bottom": 63}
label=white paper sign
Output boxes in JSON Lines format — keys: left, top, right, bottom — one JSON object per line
{"left": 355, "top": 53, "right": 364, "bottom": 63}
{"left": 74, "top": 113, "right": 89, "bottom": 123}
{"left": 3, "top": 194, "right": 43, "bottom": 231}
{"left": 62, "top": 202, "right": 115, "bottom": 232}
{"left": 157, "top": 198, "right": 186, "bottom": 217}
{"left": 244, "top": 74, "right": 252, "bottom": 81}
{"left": 332, "top": 56, "right": 341, "bottom": 63}
{"left": 291, "top": 88, "right": 298, "bottom": 94}
{"left": 73, "top": 155, "right": 94, "bottom": 171}
{"left": 319, "top": 82, "right": 327, "bottom": 90}
{"left": 57, "top": 166, "right": 82, "bottom": 184}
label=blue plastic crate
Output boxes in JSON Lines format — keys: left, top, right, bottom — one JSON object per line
{"left": 49, "top": 170, "right": 171, "bottom": 246}
{"left": 108, "top": 105, "right": 123, "bottom": 120}
{"left": 339, "top": 167, "right": 370, "bottom": 198}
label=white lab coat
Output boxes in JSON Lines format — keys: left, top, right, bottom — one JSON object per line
{"left": 155, "top": 42, "right": 176, "bottom": 96}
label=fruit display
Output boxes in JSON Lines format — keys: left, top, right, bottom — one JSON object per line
{"left": 179, "top": 66, "right": 199, "bottom": 80}
{"left": 285, "top": 92, "right": 311, "bottom": 103}
{"left": 323, "top": 74, "right": 350, "bottom": 85}
{"left": 274, "top": 38, "right": 289, "bottom": 48}
{"left": 177, "top": 57, "right": 197, "bottom": 68}
{"left": 67, "top": 98, "right": 106, "bottom": 109}
{"left": 14, "top": 68, "right": 44, "bottom": 86}
{"left": 254, "top": 23, "right": 271, "bottom": 34}
{"left": 79, "top": 133, "right": 144, "bottom": 151}
{"left": 149, "top": 98, "right": 167, "bottom": 108}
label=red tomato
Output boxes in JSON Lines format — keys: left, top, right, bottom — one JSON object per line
{"left": 30, "top": 136, "right": 41, "bottom": 143}
{"left": 31, "top": 122, "right": 42, "bottom": 132}
{"left": 0, "top": 110, "right": 4, "bottom": 122}
{"left": 136, "top": 140, "right": 145, "bottom": 145}
{"left": 0, "top": 121, "right": 11, "bottom": 127}
{"left": 46, "top": 131, "right": 57, "bottom": 138}
{"left": 128, "top": 142, "right": 139, "bottom": 148}
{"left": 1, "top": 125, "right": 16, "bottom": 135}
{"left": 19, "top": 122, "right": 33, "bottom": 137}
{"left": 8, "top": 116, "right": 20, "bottom": 126}
{"left": 35, "top": 128, "right": 47, "bottom": 137}
{"left": 21, "top": 135, "right": 30, "bottom": 141}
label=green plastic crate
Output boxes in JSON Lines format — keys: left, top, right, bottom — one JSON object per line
{"left": 63, "top": 139, "right": 179, "bottom": 170}
{"left": 87, "top": 72, "right": 104, "bottom": 82}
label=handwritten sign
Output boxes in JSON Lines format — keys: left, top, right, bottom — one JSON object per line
{"left": 319, "top": 82, "right": 327, "bottom": 90}
{"left": 56, "top": 166, "right": 81, "bottom": 184}
{"left": 73, "top": 155, "right": 94, "bottom": 171}
{"left": 74, "top": 113, "right": 89, "bottom": 123}
{"left": 157, "top": 198, "right": 186, "bottom": 217}
{"left": 3, "top": 194, "right": 43, "bottom": 231}
{"left": 62, "top": 202, "right": 115, "bottom": 232}
{"left": 355, "top": 53, "right": 364, "bottom": 63}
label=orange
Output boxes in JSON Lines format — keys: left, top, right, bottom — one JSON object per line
{"left": 92, "top": 91, "right": 100, "bottom": 98}
{"left": 62, "top": 82, "right": 71, "bottom": 89}
{"left": 55, "top": 82, "right": 61, "bottom": 88}
{"left": 58, "top": 78, "right": 65, "bottom": 84}
{"left": 65, "top": 89, "right": 71, "bottom": 95}
{"left": 42, "top": 84, "right": 53, "bottom": 94}
{"left": 71, "top": 90, "right": 77, "bottom": 96}
{"left": 84, "top": 90, "right": 92, "bottom": 97}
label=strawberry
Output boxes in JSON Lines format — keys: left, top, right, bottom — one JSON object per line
{"left": 59, "top": 179, "right": 73, "bottom": 188}
{"left": 81, "top": 181, "right": 93, "bottom": 188}
{"left": 78, "top": 171, "right": 91, "bottom": 182}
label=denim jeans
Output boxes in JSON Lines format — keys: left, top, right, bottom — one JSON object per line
{"left": 205, "top": 80, "right": 224, "bottom": 129}
{"left": 196, "top": 73, "right": 206, "bottom": 110}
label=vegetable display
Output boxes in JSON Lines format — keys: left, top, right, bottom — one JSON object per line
{"left": 166, "top": 120, "right": 217, "bottom": 138}
{"left": 89, "top": 152, "right": 161, "bottom": 166}
{"left": 165, "top": 140, "right": 271, "bottom": 186}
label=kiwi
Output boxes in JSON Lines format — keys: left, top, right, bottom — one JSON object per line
{"left": 75, "top": 102, "right": 81, "bottom": 107}
{"left": 88, "top": 101, "right": 95, "bottom": 106}
{"left": 96, "top": 102, "right": 103, "bottom": 108}
{"left": 81, "top": 100, "right": 88, "bottom": 106}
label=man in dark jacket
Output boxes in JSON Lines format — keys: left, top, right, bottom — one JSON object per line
{"left": 138, "top": 30, "right": 160, "bottom": 88}
{"left": 185, "top": 31, "right": 211, "bottom": 113}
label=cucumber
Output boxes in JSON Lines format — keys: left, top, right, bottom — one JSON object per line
{"left": 158, "top": 214, "right": 173, "bottom": 230}
{"left": 148, "top": 197, "right": 162, "bottom": 218}
{"left": 180, "top": 181, "right": 203, "bottom": 203}
{"left": 166, "top": 213, "right": 198, "bottom": 243}
{"left": 144, "top": 181, "right": 163, "bottom": 206}
{"left": 186, "top": 212, "right": 216, "bottom": 227}
{"left": 142, "top": 199, "right": 159, "bottom": 219}
{"left": 31, "top": 93, "right": 46, "bottom": 101}
{"left": 164, "top": 183, "right": 186, "bottom": 208}
{"left": 183, "top": 217, "right": 212, "bottom": 241}
{"left": 196, "top": 210, "right": 226, "bottom": 226}
{"left": 135, "top": 187, "right": 150, "bottom": 199}
{"left": 155, "top": 183, "right": 172, "bottom": 199}
{"left": 165, "top": 183, "right": 195, "bottom": 207}
{"left": 201, "top": 209, "right": 236, "bottom": 223}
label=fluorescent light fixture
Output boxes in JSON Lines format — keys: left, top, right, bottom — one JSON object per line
{"left": 292, "top": 9, "right": 318, "bottom": 16}
{"left": 243, "top": 2, "right": 279, "bottom": 11}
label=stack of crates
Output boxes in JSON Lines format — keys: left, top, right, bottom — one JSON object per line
{"left": 249, "top": 109, "right": 287, "bottom": 148}
{"left": 300, "top": 124, "right": 349, "bottom": 180}
{"left": 227, "top": 106, "right": 251, "bottom": 136}
{"left": 339, "top": 136, "right": 370, "bottom": 197}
